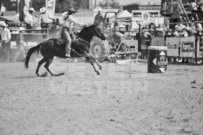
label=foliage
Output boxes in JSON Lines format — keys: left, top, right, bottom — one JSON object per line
{"left": 98, "top": 0, "right": 121, "bottom": 9}
{"left": 3, "top": 0, "right": 89, "bottom": 13}
{"left": 2, "top": 0, "right": 17, "bottom": 11}
{"left": 32, "top": 0, "right": 45, "bottom": 11}
{"left": 55, "top": 0, "right": 86, "bottom": 13}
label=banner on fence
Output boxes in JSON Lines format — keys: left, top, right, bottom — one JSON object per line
{"left": 141, "top": 38, "right": 150, "bottom": 56}
{"left": 180, "top": 37, "right": 195, "bottom": 58}
{"left": 125, "top": 40, "right": 138, "bottom": 52}
{"left": 10, "top": 41, "right": 38, "bottom": 49}
{"left": 198, "top": 36, "right": 203, "bottom": 58}
{"left": 46, "top": 0, "right": 56, "bottom": 17}
{"left": 151, "top": 37, "right": 165, "bottom": 46}
{"left": 166, "top": 37, "right": 179, "bottom": 57}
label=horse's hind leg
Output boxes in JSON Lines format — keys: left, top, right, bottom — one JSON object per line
{"left": 44, "top": 58, "right": 55, "bottom": 76}
{"left": 36, "top": 58, "right": 46, "bottom": 76}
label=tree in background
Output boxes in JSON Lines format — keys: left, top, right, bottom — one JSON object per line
{"left": 74, "top": 0, "right": 82, "bottom": 10}
{"left": 3, "top": 0, "right": 18, "bottom": 11}
{"left": 32, "top": 0, "right": 45, "bottom": 11}
{"left": 3, "top": 0, "right": 90, "bottom": 13}
{"left": 55, "top": 0, "right": 86, "bottom": 13}
{"left": 99, "top": 0, "right": 121, "bottom": 9}
{"left": 81, "top": 0, "right": 89, "bottom": 9}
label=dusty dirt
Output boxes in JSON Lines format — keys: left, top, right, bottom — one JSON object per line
{"left": 0, "top": 61, "right": 203, "bottom": 135}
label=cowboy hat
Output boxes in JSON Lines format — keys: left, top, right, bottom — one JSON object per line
{"left": 119, "top": 24, "right": 125, "bottom": 28}
{"left": 40, "top": 7, "right": 46, "bottom": 13}
{"left": 29, "top": 7, "right": 35, "bottom": 12}
{"left": 62, "top": 8, "right": 77, "bottom": 20}
{"left": 68, "top": 7, "right": 77, "bottom": 14}
{"left": 0, "top": 21, "right": 8, "bottom": 27}
{"left": 97, "top": 7, "right": 102, "bottom": 12}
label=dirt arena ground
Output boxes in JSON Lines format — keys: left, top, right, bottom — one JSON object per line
{"left": 0, "top": 60, "right": 203, "bottom": 135}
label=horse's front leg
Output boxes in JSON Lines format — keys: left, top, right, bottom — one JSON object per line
{"left": 75, "top": 51, "right": 101, "bottom": 75}
{"left": 95, "top": 59, "right": 102, "bottom": 70}
{"left": 88, "top": 58, "right": 100, "bottom": 75}
{"left": 88, "top": 55, "right": 102, "bottom": 70}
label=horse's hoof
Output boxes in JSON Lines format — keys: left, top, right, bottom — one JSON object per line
{"left": 56, "top": 73, "right": 65, "bottom": 76}
{"left": 99, "top": 66, "right": 102, "bottom": 70}
{"left": 96, "top": 71, "right": 100, "bottom": 75}
{"left": 41, "top": 72, "right": 48, "bottom": 77}
{"left": 36, "top": 72, "right": 40, "bottom": 77}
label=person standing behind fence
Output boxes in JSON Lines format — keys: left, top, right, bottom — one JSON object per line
{"left": 16, "top": 27, "right": 26, "bottom": 61}
{"left": 94, "top": 7, "right": 104, "bottom": 28}
{"left": 196, "top": 23, "right": 203, "bottom": 35}
{"left": 24, "top": 7, "right": 36, "bottom": 29}
{"left": 0, "top": 21, "right": 11, "bottom": 62}
{"left": 0, "top": 3, "right": 6, "bottom": 16}
{"left": 38, "top": 7, "right": 55, "bottom": 29}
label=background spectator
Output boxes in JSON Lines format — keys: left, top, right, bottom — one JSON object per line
{"left": 24, "top": 7, "right": 36, "bottom": 29}
{"left": 39, "top": 7, "right": 55, "bottom": 27}
{"left": 0, "top": 21, "right": 11, "bottom": 62}
{"left": 0, "top": 3, "right": 6, "bottom": 16}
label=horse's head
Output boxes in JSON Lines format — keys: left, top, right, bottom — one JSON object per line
{"left": 78, "top": 24, "right": 106, "bottom": 43}
{"left": 94, "top": 26, "right": 106, "bottom": 41}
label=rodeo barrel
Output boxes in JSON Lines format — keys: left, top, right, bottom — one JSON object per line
{"left": 148, "top": 46, "right": 168, "bottom": 73}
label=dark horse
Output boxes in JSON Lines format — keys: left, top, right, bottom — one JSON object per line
{"left": 24, "top": 24, "right": 106, "bottom": 76}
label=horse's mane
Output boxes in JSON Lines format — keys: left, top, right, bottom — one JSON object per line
{"left": 79, "top": 24, "right": 96, "bottom": 35}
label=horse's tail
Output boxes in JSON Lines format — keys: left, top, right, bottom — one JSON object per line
{"left": 24, "top": 43, "right": 42, "bottom": 68}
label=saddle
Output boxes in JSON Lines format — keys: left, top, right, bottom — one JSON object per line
{"left": 47, "top": 38, "right": 64, "bottom": 47}
{"left": 56, "top": 39, "right": 66, "bottom": 46}
{"left": 55, "top": 32, "right": 79, "bottom": 46}
{"left": 55, "top": 38, "right": 89, "bottom": 47}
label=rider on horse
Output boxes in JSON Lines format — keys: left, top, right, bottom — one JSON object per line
{"left": 57, "top": 8, "right": 84, "bottom": 57}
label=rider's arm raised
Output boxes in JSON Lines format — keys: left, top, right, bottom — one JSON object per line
{"left": 69, "top": 15, "right": 84, "bottom": 26}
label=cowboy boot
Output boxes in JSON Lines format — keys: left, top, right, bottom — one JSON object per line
{"left": 65, "top": 47, "right": 71, "bottom": 57}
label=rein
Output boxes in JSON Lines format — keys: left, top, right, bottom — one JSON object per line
{"left": 71, "top": 25, "right": 97, "bottom": 57}
{"left": 78, "top": 38, "right": 89, "bottom": 46}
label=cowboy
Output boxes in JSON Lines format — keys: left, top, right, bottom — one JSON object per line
{"left": 109, "top": 23, "right": 125, "bottom": 51}
{"left": 94, "top": 7, "right": 103, "bottom": 26}
{"left": 39, "top": 7, "right": 55, "bottom": 28}
{"left": 0, "top": 3, "right": 6, "bottom": 16}
{"left": 24, "top": 7, "right": 36, "bottom": 29}
{"left": 16, "top": 27, "right": 26, "bottom": 60}
{"left": 0, "top": 21, "right": 11, "bottom": 62}
{"left": 57, "top": 8, "right": 84, "bottom": 57}
{"left": 118, "top": 24, "right": 125, "bottom": 34}
{"left": 0, "top": 21, "right": 11, "bottom": 46}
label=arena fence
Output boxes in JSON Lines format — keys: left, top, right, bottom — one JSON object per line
{"left": 1, "top": 28, "right": 202, "bottom": 64}
{"left": 144, "top": 36, "right": 203, "bottom": 64}
{"left": 0, "top": 28, "right": 58, "bottom": 62}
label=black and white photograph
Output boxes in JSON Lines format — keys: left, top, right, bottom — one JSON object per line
{"left": 0, "top": 0, "right": 203, "bottom": 135}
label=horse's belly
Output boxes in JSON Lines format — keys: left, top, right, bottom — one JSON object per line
{"left": 71, "top": 40, "right": 89, "bottom": 53}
